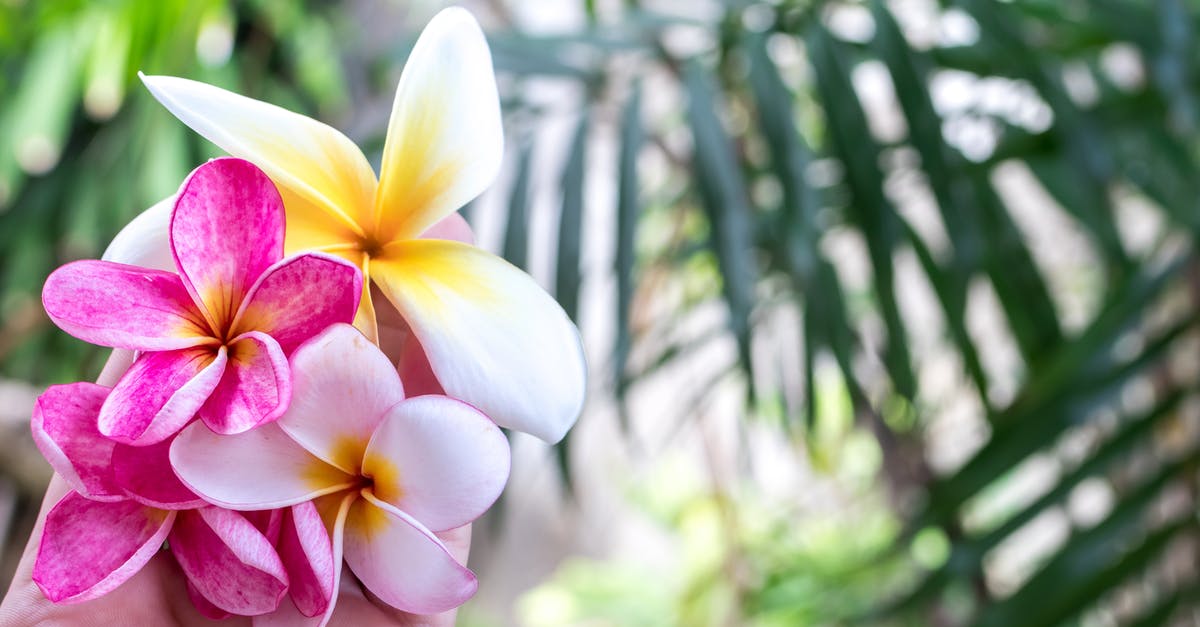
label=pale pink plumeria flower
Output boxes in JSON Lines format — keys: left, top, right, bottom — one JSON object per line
{"left": 29, "top": 383, "right": 331, "bottom": 616}
{"left": 41, "top": 158, "right": 363, "bottom": 445}
{"left": 136, "top": 7, "right": 586, "bottom": 444}
{"left": 170, "top": 323, "right": 511, "bottom": 623}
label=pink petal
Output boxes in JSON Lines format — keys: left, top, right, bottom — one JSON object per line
{"left": 278, "top": 501, "right": 335, "bottom": 617}
{"left": 232, "top": 252, "right": 362, "bottom": 355}
{"left": 278, "top": 324, "right": 405, "bottom": 473}
{"left": 111, "top": 437, "right": 206, "bottom": 510}
{"left": 344, "top": 493, "right": 476, "bottom": 615}
{"left": 170, "top": 157, "right": 285, "bottom": 330}
{"left": 244, "top": 509, "right": 284, "bottom": 544}
{"left": 253, "top": 494, "right": 354, "bottom": 627}
{"left": 171, "top": 421, "right": 355, "bottom": 510}
{"left": 30, "top": 383, "right": 122, "bottom": 500}
{"left": 419, "top": 211, "right": 475, "bottom": 244}
{"left": 395, "top": 335, "right": 444, "bottom": 397}
{"left": 169, "top": 507, "right": 289, "bottom": 616}
{"left": 98, "top": 346, "right": 227, "bottom": 446}
{"left": 42, "top": 261, "right": 213, "bottom": 351}
{"left": 199, "top": 331, "right": 290, "bottom": 435}
{"left": 33, "top": 492, "right": 176, "bottom": 603}
{"left": 187, "top": 580, "right": 232, "bottom": 620}
{"left": 363, "top": 395, "right": 509, "bottom": 532}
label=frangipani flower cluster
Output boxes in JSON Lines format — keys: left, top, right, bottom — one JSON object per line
{"left": 28, "top": 7, "right": 586, "bottom": 624}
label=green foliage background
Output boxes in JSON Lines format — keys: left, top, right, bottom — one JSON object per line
{"left": 3, "top": 0, "right": 1200, "bottom": 625}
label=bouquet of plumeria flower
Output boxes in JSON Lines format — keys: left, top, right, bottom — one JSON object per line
{"left": 26, "top": 8, "right": 585, "bottom": 625}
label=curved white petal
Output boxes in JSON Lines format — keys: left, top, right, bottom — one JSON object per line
{"left": 171, "top": 421, "right": 356, "bottom": 510}
{"left": 140, "top": 73, "right": 376, "bottom": 236}
{"left": 277, "top": 324, "right": 405, "bottom": 473}
{"left": 101, "top": 196, "right": 175, "bottom": 272}
{"left": 343, "top": 492, "right": 476, "bottom": 615}
{"left": 373, "top": 7, "right": 502, "bottom": 241}
{"left": 363, "top": 395, "right": 509, "bottom": 532}
{"left": 373, "top": 240, "right": 586, "bottom": 442}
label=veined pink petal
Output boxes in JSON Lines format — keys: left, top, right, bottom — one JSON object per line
{"left": 278, "top": 501, "right": 335, "bottom": 617}
{"left": 42, "top": 261, "right": 213, "bottom": 351}
{"left": 187, "top": 581, "right": 232, "bottom": 621}
{"left": 343, "top": 492, "right": 476, "bottom": 615}
{"left": 171, "top": 421, "right": 356, "bottom": 510}
{"left": 363, "top": 395, "right": 509, "bottom": 532}
{"left": 169, "top": 507, "right": 288, "bottom": 616}
{"left": 33, "top": 492, "right": 176, "bottom": 604}
{"left": 278, "top": 324, "right": 405, "bottom": 473}
{"left": 111, "top": 437, "right": 206, "bottom": 510}
{"left": 98, "top": 346, "right": 228, "bottom": 446}
{"left": 30, "top": 383, "right": 122, "bottom": 501}
{"left": 232, "top": 253, "right": 362, "bottom": 354}
{"left": 170, "top": 158, "right": 285, "bottom": 330}
{"left": 253, "top": 493, "right": 354, "bottom": 627}
{"left": 373, "top": 240, "right": 586, "bottom": 443}
{"left": 101, "top": 196, "right": 176, "bottom": 272}
{"left": 199, "top": 331, "right": 290, "bottom": 435}
{"left": 244, "top": 509, "right": 284, "bottom": 544}
{"left": 373, "top": 7, "right": 502, "bottom": 242}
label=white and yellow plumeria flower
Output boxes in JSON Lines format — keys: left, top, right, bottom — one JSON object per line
{"left": 120, "top": 8, "right": 585, "bottom": 442}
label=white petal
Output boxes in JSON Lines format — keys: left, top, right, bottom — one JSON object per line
{"left": 372, "top": 7, "right": 503, "bottom": 241}
{"left": 343, "top": 493, "right": 476, "bottom": 614}
{"left": 170, "top": 421, "right": 355, "bottom": 510}
{"left": 277, "top": 324, "right": 406, "bottom": 473}
{"left": 373, "top": 240, "right": 586, "bottom": 443}
{"left": 101, "top": 196, "right": 175, "bottom": 271}
{"left": 140, "top": 73, "right": 375, "bottom": 239}
{"left": 363, "top": 395, "right": 509, "bottom": 532}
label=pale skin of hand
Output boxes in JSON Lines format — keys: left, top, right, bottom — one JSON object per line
{"left": 0, "top": 292, "right": 468, "bottom": 627}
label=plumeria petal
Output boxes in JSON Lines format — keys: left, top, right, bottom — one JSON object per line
{"left": 363, "top": 395, "right": 509, "bottom": 531}
{"left": 98, "top": 346, "right": 228, "bottom": 446}
{"left": 187, "top": 581, "right": 233, "bottom": 620}
{"left": 101, "top": 196, "right": 175, "bottom": 271}
{"left": 42, "top": 261, "right": 213, "bottom": 351}
{"left": 232, "top": 252, "right": 362, "bottom": 354}
{"left": 420, "top": 211, "right": 475, "bottom": 244}
{"left": 169, "top": 507, "right": 289, "bottom": 616}
{"left": 33, "top": 492, "right": 175, "bottom": 604}
{"left": 170, "top": 157, "right": 285, "bottom": 329}
{"left": 140, "top": 74, "right": 376, "bottom": 238}
{"left": 373, "top": 7, "right": 502, "bottom": 242}
{"left": 277, "top": 501, "right": 335, "bottom": 618}
{"left": 110, "top": 437, "right": 206, "bottom": 510}
{"left": 171, "top": 421, "right": 356, "bottom": 510}
{"left": 373, "top": 240, "right": 586, "bottom": 442}
{"left": 278, "top": 324, "right": 405, "bottom": 473}
{"left": 253, "top": 493, "right": 353, "bottom": 627}
{"left": 30, "top": 383, "right": 122, "bottom": 500}
{"left": 344, "top": 492, "right": 476, "bottom": 615}
{"left": 395, "top": 336, "right": 444, "bottom": 396}
{"left": 244, "top": 509, "right": 285, "bottom": 544}
{"left": 199, "top": 331, "right": 290, "bottom": 434}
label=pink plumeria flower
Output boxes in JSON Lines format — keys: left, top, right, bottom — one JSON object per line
{"left": 137, "top": 7, "right": 586, "bottom": 443}
{"left": 171, "top": 323, "right": 511, "bottom": 621}
{"left": 29, "top": 383, "right": 333, "bottom": 616}
{"left": 41, "top": 158, "right": 363, "bottom": 445}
